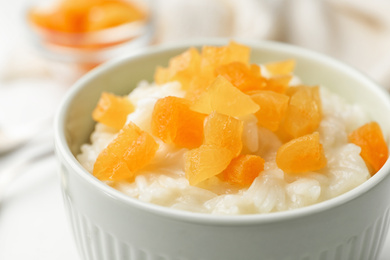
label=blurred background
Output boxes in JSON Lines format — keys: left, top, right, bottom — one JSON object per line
{"left": 1, "top": 0, "right": 390, "bottom": 259}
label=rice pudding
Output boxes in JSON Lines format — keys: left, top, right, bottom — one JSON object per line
{"left": 77, "top": 42, "right": 388, "bottom": 215}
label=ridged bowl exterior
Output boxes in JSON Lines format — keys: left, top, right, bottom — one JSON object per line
{"left": 59, "top": 160, "right": 390, "bottom": 260}
{"left": 54, "top": 39, "right": 390, "bottom": 260}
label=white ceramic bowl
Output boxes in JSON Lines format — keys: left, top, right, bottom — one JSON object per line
{"left": 54, "top": 39, "right": 390, "bottom": 260}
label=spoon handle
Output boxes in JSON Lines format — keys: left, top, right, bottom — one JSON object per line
{"left": 0, "top": 144, "right": 54, "bottom": 202}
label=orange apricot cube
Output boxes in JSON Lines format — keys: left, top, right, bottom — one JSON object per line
{"left": 59, "top": 0, "right": 103, "bottom": 13}
{"left": 226, "top": 41, "right": 251, "bottom": 65}
{"left": 30, "top": 0, "right": 145, "bottom": 33}
{"left": 263, "top": 75, "right": 292, "bottom": 94}
{"left": 154, "top": 66, "right": 170, "bottom": 85}
{"left": 61, "top": 0, "right": 104, "bottom": 32}
{"left": 348, "top": 122, "right": 389, "bottom": 174}
{"left": 276, "top": 132, "right": 327, "bottom": 174}
{"left": 190, "top": 75, "right": 260, "bottom": 117}
{"left": 53, "top": 0, "right": 100, "bottom": 32}
{"left": 204, "top": 111, "right": 243, "bottom": 157}
{"left": 250, "top": 64, "right": 261, "bottom": 77}
{"left": 185, "top": 145, "right": 234, "bottom": 185}
{"left": 155, "top": 48, "right": 201, "bottom": 90}
{"left": 219, "top": 154, "right": 265, "bottom": 187}
{"left": 215, "top": 62, "right": 266, "bottom": 93}
{"left": 185, "top": 75, "right": 214, "bottom": 101}
{"left": 29, "top": 6, "right": 72, "bottom": 32}
{"left": 85, "top": 1, "right": 146, "bottom": 31}
{"left": 251, "top": 90, "right": 290, "bottom": 132}
{"left": 279, "top": 86, "right": 322, "bottom": 140}
{"left": 94, "top": 157, "right": 131, "bottom": 182}
{"left": 93, "top": 122, "right": 159, "bottom": 181}
{"left": 265, "top": 59, "right": 295, "bottom": 76}
{"left": 200, "top": 41, "right": 250, "bottom": 78}
{"left": 151, "top": 96, "right": 206, "bottom": 149}
{"left": 168, "top": 47, "right": 201, "bottom": 87}
{"left": 92, "top": 92, "right": 134, "bottom": 130}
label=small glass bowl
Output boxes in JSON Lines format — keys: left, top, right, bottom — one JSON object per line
{"left": 25, "top": 0, "right": 154, "bottom": 80}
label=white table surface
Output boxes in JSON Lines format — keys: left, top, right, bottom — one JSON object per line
{"left": 1, "top": 1, "right": 390, "bottom": 260}
{"left": 0, "top": 1, "right": 79, "bottom": 259}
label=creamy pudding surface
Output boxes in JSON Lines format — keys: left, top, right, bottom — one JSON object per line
{"left": 77, "top": 42, "right": 388, "bottom": 215}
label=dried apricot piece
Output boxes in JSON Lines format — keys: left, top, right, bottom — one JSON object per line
{"left": 185, "top": 75, "right": 214, "bottom": 101}
{"left": 263, "top": 75, "right": 292, "bottom": 94}
{"left": 94, "top": 158, "right": 132, "bottom": 181}
{"left": 348, "top": 122, "right": 389, "bottom": 174}
{"left": 219, "top": 154, "right": 265, "bottom": 187}
{"left": 29, "top": 0, "right": 145, "bottom": 33}
{"left": 155, "top": 48, "right": 201, "bottom": 90}
{"left": 190, "top": 75, "right": 260, "bottom": 117}
{"left": 154, "top": 67, "right": 170, "bottom": 85}
{"left": 85, "top": 1, "right": 146, "bottom": 31}
{"left": 93, "top": 122, "right": 159, "bottom": 181}
{"left": 59, "top": 0, "right": 103, "bottom": 15}
{"left": 151, "top": 96, "right": 206, "bottom": 149}
{"left": 200, "top": 41, "right": 250, "bottom": 78}
{"left": 92, "top": 92, "right": 134, "bottom": 130}
{"left": 279, "top": 86, "right": 322, "bottom": 140}
{"left": 265, "top": 59, "right": 295, "bottom": 76}
{"left": 250, "top": 64, "right": 261, "bottom": 77}
{"left": 276, "top": 132, "right": 327, "bottom": 174}
{"left": 185, "top": 145, "right": 234, "bottom": 185}
{"left": 29, "top": 7, "right": 73, "bottom": 32}
{"left": 204, "top": 111, "right": 243, "bottom": 157}
{"left": 251, "top": 90, "right": 290, "bottom": 132}
{"left": 226, "top": 41, "right": 251, "bottom": 65}
{"left": 215, "top": 62, "right": 266, "bottom": 93}
{"left": 51, "top": 0, "right": 100, "bottom": 32}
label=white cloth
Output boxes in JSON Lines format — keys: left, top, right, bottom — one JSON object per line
{"left": 3, "top": 0, "right": 390, "bottom": 89}
{"left": 154, "top": 0, "right": 390, "bottom": 90}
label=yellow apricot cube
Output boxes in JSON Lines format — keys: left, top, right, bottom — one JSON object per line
{"left": 92, "top": 92, "right": 134, "bottom": 130}
{"left": 190, "top": 75, "right": 260, "bottom": 117}
{"left": 276, "top": 132, "right": 327, "bottom": 174}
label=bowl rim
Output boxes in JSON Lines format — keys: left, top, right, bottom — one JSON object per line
{"left": 54, "top": 38, "right": 390, "bottom": 225}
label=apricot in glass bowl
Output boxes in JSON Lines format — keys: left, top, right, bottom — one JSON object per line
{"left": 27, "top": 0, "right": 153, "bottom": 70}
